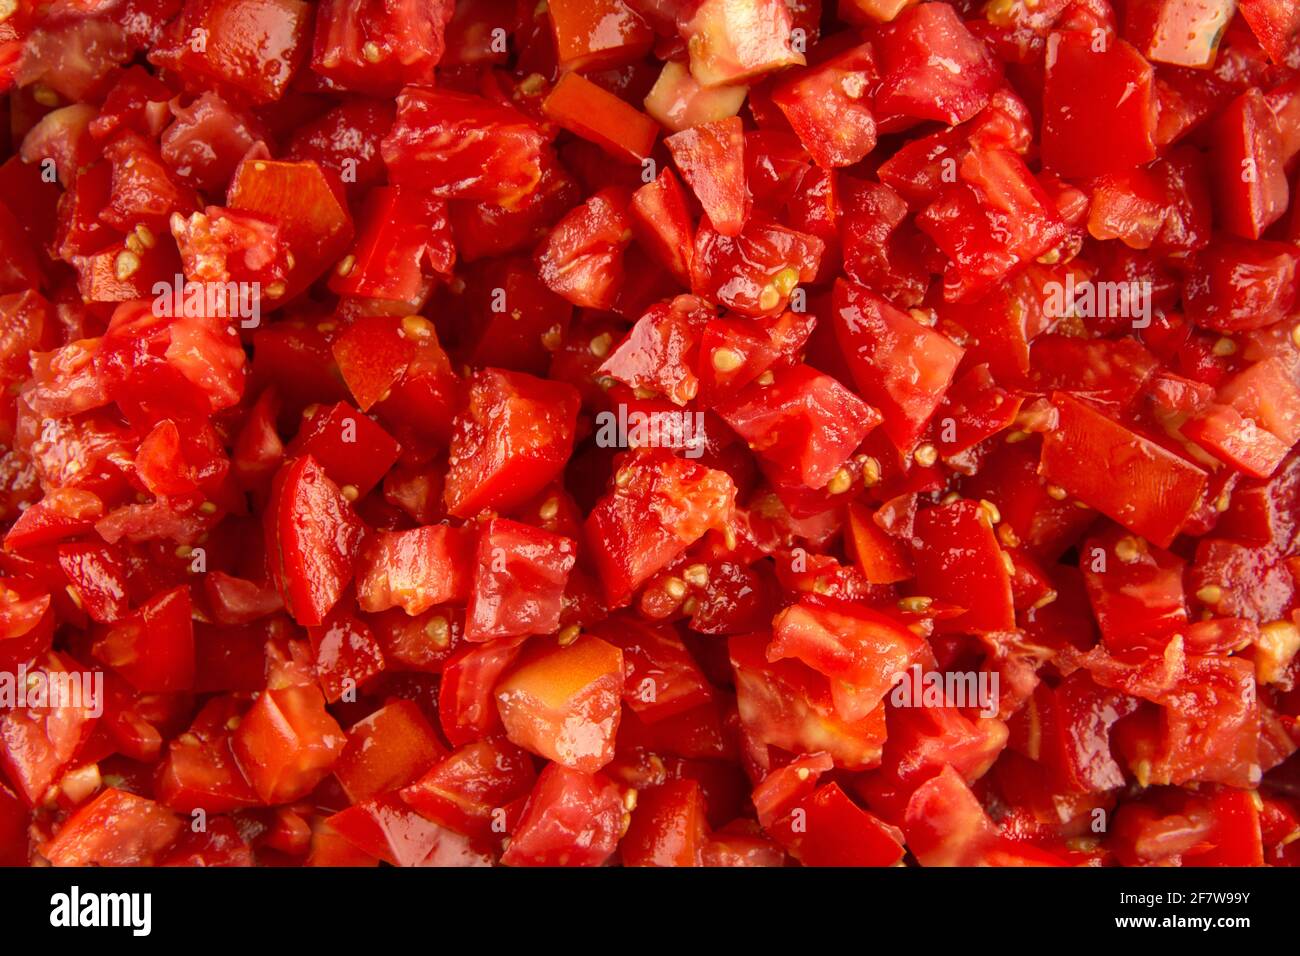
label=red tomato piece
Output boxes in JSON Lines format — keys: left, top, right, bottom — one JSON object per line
{"left": 912, "top": 499, "right": 1016, "bottom": 634}
{"left": 729, "top": 632, "right": 888, "bottom": 770}
{"left": 438, "top": 637, "right": 528, "bottom": 746}
{"left": 501, "top": 763, "right": 624, "bottom": 866}
{"left": 306, "top": 600, "right": 386, "bottom": 703}
{"left": 584, "top": 449, "right": 736, "bottom": 606}
{"left": 444, "top": 368, "right": 579, "bottom": 518}
{"left": 42, "top": 788, "right": 181, "bottom": 867}
{"left": 630, "top": 167, "right": 696, "bottom": 285}
{"left": 150, "top": 0, "right": 311, "bottom": 104}
{"left": 542, "top": 71, "right": 659, "bottom": 164}
{"left": 232, "top": 682, "right": 346, "bottom": 804}
{"left": 548, "top": 0, "right": 654, "bottom": 71}
{"left": 400, "top": 736, "right": 537, "bottom": 842}
{"left": 1041, "top": 32, "right": 1157, "bottom": 180}
{"left": 1040, "top": 393, "right": 1209, "bottom": 548}
{"left": 355, "top": 524, "right": 474, "bottom": 616}
{"left": 591, "top": 616, "right": 715, "bottom": 723}
{"left": 467, "top": 519, "right": 576, "bottom": 642}
{"left": 495, "top": 635, "right": 624, "bottom": 772}
{"left": 832, "top": 279, "right": 964, "bottom": 452}
{"left": 772, "top": 782, "right": 905, "bottom": 866}
{"left": 333, "top": 700, "right": 446, "bottom": 804}
{"left": 286, "top": 401, "right": 401, "bottom": 498}
{"left": 265, "top": 455, "right": 365, "bottom": 627}
{"left": 1182, "top": 237, "right": 1298, "bottom": 333}
{"left": 666, "top": 117, "right": 750, "bottom": 238}
{"left": 770, "top": 596, "right": 928, "bottom": 720}
{"left": 1124, "top": 0, "right": 1235, "bottom": 68}
{"left": 534, "top": 187, "right": 634, "bottom": 310}
{"left": 310, "top": 0, "right": 454, "bottom": 94}
{"left": 382, "top": 89, "right": 548, "bottom": 204}
{"left": 621, "top": 778, "right": 709, "bottom": 866}
{"left": 328, "top": 187, "right": 455, "bottom": 304}
{"left": 773, "top": 43, "right": 877, "bottom": 169}
{"left": 875, "top": 2, "right": 1000, "bottom": 126}
{"left": 716, "top": 363, "right": 880, "bottom": 489}
{"left": 691, "top": 219, "right": 825, "bottom": 317}
{"left": 91, "top": 585, "right": 195, "bottom": 693}
{"left": 1210, "top": 88, "right": 1290, "bottom": 240}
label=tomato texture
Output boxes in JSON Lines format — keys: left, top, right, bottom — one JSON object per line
{"left": 4, "top": 0, "right": 1300, "bottom": 872}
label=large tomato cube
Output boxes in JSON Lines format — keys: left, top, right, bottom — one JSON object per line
{"left": 912, "top": 499, "right": 1016, "bottom": 634}
{"left": 494, "top": 634, "right": 624, "bottom": 772}
{"left": 584, "top": 449, "right": 736, "bottom": 606}
{"left": 874, "top": 2, "right": 999, "bottom": 126}
{"left": 666, "top": 117, "right": 750, "bottom": 238}
{"left": 1041, "top": 32, "right": 1157, "bottom": 180}
{"left": 772, "top": 43, "right": 878, "bottom": 169}
{"left": 716, "top": 363, "right": 880, "bottom": 490}
{"left": 501, "top": 763, "right": 624, "bottom": 866}
{"left": 232, "top": 683, "right": 346, "bottom": 804}
{"left": 832, "top": 279, "right": 963, "bottom": 452}
{"left": 285, "top": 401, "right": 401, "bottom": 498}
{"left": 333, "top": 700, "right": 446, "bottom": 804}
{"left": 1040, "top": 393, "right": 1208, "bottom": 548}
{"left": 467, "top": 519, "right": 577, "bottom": 643}
{"left": 443, "top": 368, "right": 580, "bottom": 518}
{"left": 91, "top": 585, "right": 195, "bottom": 693}
{"left": 41, "top": 788, "right": 181, "bottom": 867}
{"left": 382, "top": 89, "right": 548, "bottom": 204}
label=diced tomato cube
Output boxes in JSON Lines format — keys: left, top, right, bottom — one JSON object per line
{"left": 501, "top": 763, "right": 624, "bottom": 866}
{"left": 495, "top": 635, "right": 624, "bottom": 772}
{"left": 232, "top": 682, "right": 346, "bottom": 804}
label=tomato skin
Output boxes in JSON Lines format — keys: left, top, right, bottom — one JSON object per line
{"left": 1042, "top": 32, "right": 1157, "bottom": 180}
{"left": 42, "top": 788, "right": 182, "bottom": 867}
{"left": 467, "top": 519, "right": 576, "bottom": 643}
{"left": 382, "top": 89, "right": 548, "bottom": 204}
{"left": 495, "top": 635, "right": 624, "bottom": 772}
{"left": 501, "top": 762, "right": 624, "bottom": 866}
{"left": 265, "top": 455, "right": 365, "bottom": 628}
{"left": 444, "top": 368, "right": 580, "bottom": 519}
{"left": 232, "top": 682, "right": 346, "bottom": 805}
{"left": 400, "top": 737, "right": 536, "bottom": 843}
{"left": 1040, "top": 393, "right": 1208, "bottom": 549}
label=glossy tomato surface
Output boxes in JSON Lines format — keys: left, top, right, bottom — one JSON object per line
{"left": 2, "top": 0, "right": 1299, "bottom": 871}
